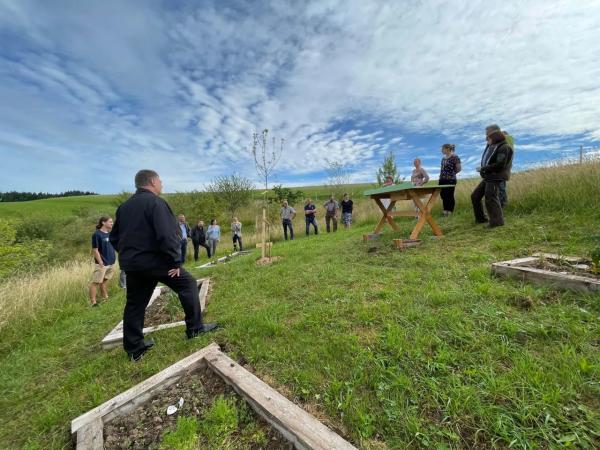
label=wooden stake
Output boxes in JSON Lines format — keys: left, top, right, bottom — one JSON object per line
{"left": 261, "top": 207, "right": 266, "bottom": 260}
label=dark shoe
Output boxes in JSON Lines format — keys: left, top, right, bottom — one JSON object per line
{"left": 475, "top": 218, "right": 488, "bottom": 224}
{"left": 486, "top": 223, "right": 504, "bottom": 229}
{"left": 187, "top": 323, "right": 219, "bottom": 339}
{"left": 91, "top": 302, "right": 99, "bottom": 307}
{"left": 128, "top": 339, "right": 155, "bottom": 362}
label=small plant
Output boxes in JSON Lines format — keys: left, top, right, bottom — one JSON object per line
{"left": 160, "top": 416, "right": 199, "bottom": 450}
{"left": 198, "top": 395, "right": 239, "bottom": 449}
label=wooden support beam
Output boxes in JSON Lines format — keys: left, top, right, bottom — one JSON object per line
{"left": 256, "top": 242, "right": 273, "bottom": 249}
{"left": 373, "top": 198, "right": 400, "bottom": 233}
{"left": 76, "top": 418, "right": 103, "bottom": 450}
{"left": 206, "top": 351, "right": 357, "bottom": 450}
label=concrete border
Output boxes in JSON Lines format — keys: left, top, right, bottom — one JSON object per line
{"left": 101, "top": 278, "right": 209, "bottom": 349}
{"left": 71, "top": 343, "right": 357, "bottom": 450}
{"left": 492, "top": 253, "right": 599, "bottom": 292}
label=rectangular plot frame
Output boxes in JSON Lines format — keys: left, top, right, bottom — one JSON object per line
{"left": 71, "top": 343, "right": 357, "bottom": 450}
{"left": 492, "top": 253, "right": 600, "bottom": 292}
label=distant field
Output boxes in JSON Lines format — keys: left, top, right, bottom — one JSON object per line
{"left": 0, "top": 195, "right": 118, "bottom": 218}
{"left": 0, "top": 184, "right": 375, "bottom": 220}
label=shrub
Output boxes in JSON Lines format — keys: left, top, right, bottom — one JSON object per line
{"left": 0, "top": 219, "right": 52, "bottom": 281}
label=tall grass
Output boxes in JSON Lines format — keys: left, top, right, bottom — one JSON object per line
{"left": 454, "top": 158, "right": 600, "bottom": 215}
{"left": 0, "top": 259, "right": 92, "bottom": 335}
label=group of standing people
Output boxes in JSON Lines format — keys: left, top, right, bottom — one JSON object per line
{"left": 401, "top": 123, "right": 513, "bottom": 226}
{"left": 177, "top": 216, "right": 232, "bottom": 263}
{"left": 278, "top": 193, "right": 354, "bottom": 240}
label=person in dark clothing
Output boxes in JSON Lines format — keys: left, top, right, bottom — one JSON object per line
{"left": 304, "top": 198, "right": 318, "bottom": 235}
{"left": 499, "top": 131, "right": 515, "bottom": 208}
{"left": 177, "top": 214, "right": 191, "bottom": 264}
{"left": 439, "top": 144, "right": 462, "bottom": 216}
{"left": 191, "top": 220, "right": 211, "bottom": 261}
{"left": 340, "top": 193, "right": 353, "bottom": 229}
{"left": 471, "top": 125, "right": 514, "bottom": 228}
{"left": 110, "top": 170, "right": 217, "bottom": 361}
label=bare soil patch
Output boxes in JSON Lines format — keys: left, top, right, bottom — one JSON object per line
{"left": 144, "top": 289, "right": 186, "bottom": 328}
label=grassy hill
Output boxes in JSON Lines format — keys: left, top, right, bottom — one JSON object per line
{"left": 0, "top": 194, "right": 118, "bottom": 219}
{"left": 0, "top": 162, "right": 599, "bottom": 448}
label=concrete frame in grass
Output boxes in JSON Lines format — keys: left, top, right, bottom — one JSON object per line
{"left": 101, "top": 278, "right": 210, "bottom": 350}
{"left": 71, "top": 343, "right": 357, "bottom": 450}
{"left": 492, "top": 253, "right": 600, "bottom": 292}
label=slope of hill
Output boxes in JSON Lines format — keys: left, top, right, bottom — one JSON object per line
{"left": 0, "top": 162, "right": 599, "bottom": 448}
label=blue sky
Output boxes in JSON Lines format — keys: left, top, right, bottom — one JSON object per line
{"left": 1, "top": 0, "right": 599, "bottom": 193}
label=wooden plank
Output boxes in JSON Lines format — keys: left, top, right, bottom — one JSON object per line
{"left": 532, "top": 253, "right": 587, "bottom": 264}
{"left": 426, "top": 189, "right": 443, "bottom": 236}
{"left": 389, "top": 191, "right": 411, "bottom": 201}
{"left": 199, "top": 278, "right": 210, "bottom": 311}
{"left": 408, "top": 189, "right": 442, "bottom": 239}
{"left": 373, "top": 198, "right": 399, "bottom": 233}
{"left": 256, "top": 242, "right": 273, "bottom": 248}
{"left": 390, "top": 210, "right": 418, "bottom": 217}
{"left": 363, "top": 233, "right": 380, "bottom": 242}
{"left": 496, "top": 256, "right": 540, "bottom": 267}
{"left": 75, "top": 418, "right": 103, "bottom": 450}
{"left": 71, "top": 343, "right": 221, "bottom": 434}
{"left": 101, "top": 321, "right": 187, "bottom": 349}
{"left": 492, "top": 263, "right": 600, "bottom": 292}
{"left": 206, "top": 352, "right": 357, "bottom": 450}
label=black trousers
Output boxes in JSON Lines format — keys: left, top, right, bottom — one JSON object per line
{"left": 325, "top": 214, "right": 337, "bottom": 232}
{"left": 439, "top": 178, "right": 457, "bottom": 212}
{"left": 305, "top": 217, "right": 318, "bottom": 235}
{"left": 232, "top": 234, "right": 243, "bottom": 251}
{"left": 282, "top": 219, "right": 294, "bottom": 240}
{"left": 123, "top": 267, "right": 203, "bottom": 354}
{"left": 180, "top": 239, "right": 188, "bottom": 263}
{"left": 471, "top": 180, "right": 504, "bottom": 226}
{"left": 193, "top": 241, "right": 211, "bottom": 260}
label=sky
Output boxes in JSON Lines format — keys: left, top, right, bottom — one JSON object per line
{"left": 1, "top": 0, "right": 599, "bottom": 194}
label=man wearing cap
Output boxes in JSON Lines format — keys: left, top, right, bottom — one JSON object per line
{"left": 110, "top": 169, "right": 218, "bottom": 361}
{"left": 471, "top": 124, "right": 514, "bottom": 228}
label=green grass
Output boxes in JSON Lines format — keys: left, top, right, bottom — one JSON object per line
{"left": 1, "top": 164, "right": 599, "bottom": 448}
{"left": 0, "top": 195, "right": 118, "bottom": 219}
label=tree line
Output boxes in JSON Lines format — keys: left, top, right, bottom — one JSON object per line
{"left": 0, "top": 190, "right": 97, "bottom": 202}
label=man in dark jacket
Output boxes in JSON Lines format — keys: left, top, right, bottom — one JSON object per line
{"left": 110, "top": 170, "right": 217, "bottom": 361}
{"left": 191, "top": 220, "right": 211, "bottom": 261}
{"left": 471, "top": 124, "right": 514, "bottom": 228}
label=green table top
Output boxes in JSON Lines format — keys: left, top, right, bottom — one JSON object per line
{"left": 363, "top": 181, "right": 446, "bottom": 196}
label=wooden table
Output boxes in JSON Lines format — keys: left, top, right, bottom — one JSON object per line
{"left": 363, "top": 182, "right": 444, "bottom": 240}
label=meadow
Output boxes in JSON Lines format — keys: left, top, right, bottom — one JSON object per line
{"left": 0, "top": 161, "right": 599, "bottom": 448}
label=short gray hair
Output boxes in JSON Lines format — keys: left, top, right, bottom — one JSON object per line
{"left": 135, "top": 169, "right": 159, "bottom": 188}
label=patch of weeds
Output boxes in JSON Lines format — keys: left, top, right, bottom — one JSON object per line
{"left": 160, "top": 416, "right": 199, "bottom": 450}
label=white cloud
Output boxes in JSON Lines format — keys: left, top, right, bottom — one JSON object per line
{"left": 1, "top": 0, "right": 599, "bottom": 192}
